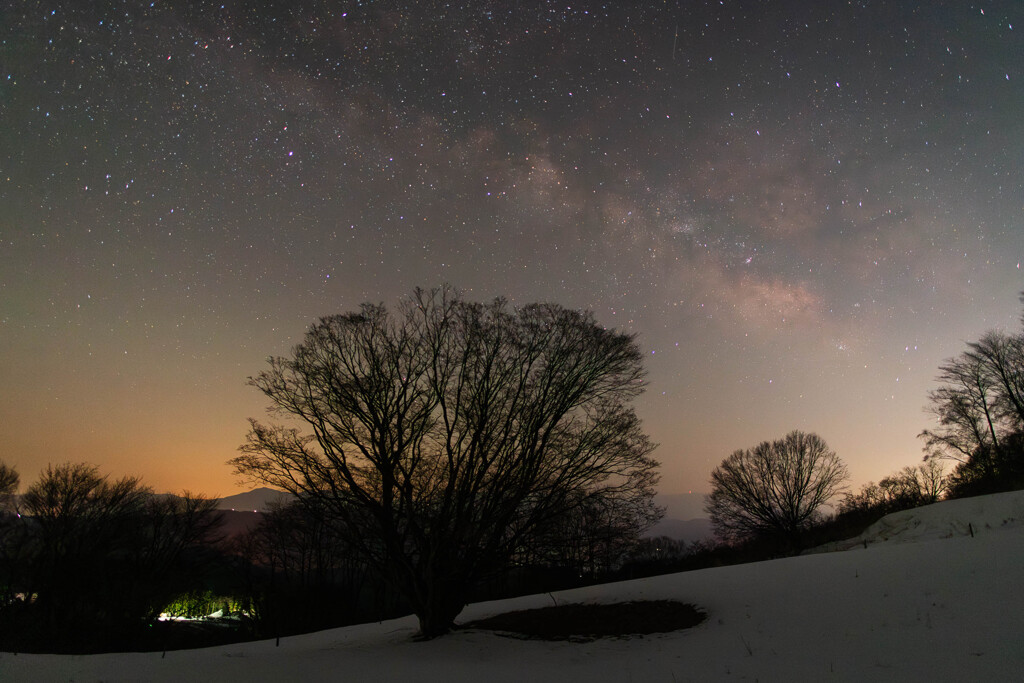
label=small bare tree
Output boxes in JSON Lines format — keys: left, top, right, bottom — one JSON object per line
{"left": 879, "top": 461, "right": 947, "bottom": 507}
{"left": 840, "top": 460, "right": 948, "bottom": 521}
{"left": 230, "top": 287, "right": 660, "bottom": 638}
{"left": 0, "top": 461, "right": 22, "bottom": 608}
{"left": 0, "top": 462, "right": 17, "bottom": 513}
{"left": 705, "top": 431, "right": 848, "bottom": 550}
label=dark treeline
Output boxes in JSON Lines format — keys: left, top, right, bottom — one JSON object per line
{"left": 0, "top": 463, "right": 227, "bottom": 653}
{"left": 0, "top": 461, "right": 656, "bottom": 653}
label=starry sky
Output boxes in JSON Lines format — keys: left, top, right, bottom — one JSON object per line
{"left": 2, "top": 0, "right": 1022, "bottom": 499}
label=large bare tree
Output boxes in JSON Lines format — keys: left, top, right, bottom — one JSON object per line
{"left": 920, "top": 331, "right": 1024, "bottom": 463}
{"left": 920, "top": 301, "right": 1024, "bottom": 494}
{"left": 705, "top": 431, "right": 848, "bottom": 550}
{"left": 230, "top": 287, "right": 660, "bottom": 638}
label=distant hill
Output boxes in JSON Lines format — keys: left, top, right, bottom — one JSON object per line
{"left": 644, "top": 516, "right": 714, "bottom": 543}
{"left": 216, "top": 487, "right": 293, "bottom": 512}
{"left": 216, "top": 509, "right": 266, "bottom": 539}
{"left": 212, "top": 488, "right": 712, "bottom": 541}
{"left": 647, "top": 492, "right": 713, "bottom": 543}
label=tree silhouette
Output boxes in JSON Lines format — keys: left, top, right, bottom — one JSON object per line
{"left": 705, "top": 431, "right": 848, "bottom": 551}
{"left": 231, "top": 287, "right": 660, "bottom": 638}
{"left": 920, "top": 331, "right": 1024, "bottom": 463}
{"left": 2, "top": 463, "right": 223, "bottom": 652}
{"left": 920, "top": 293, "right": 1024, "bottom": 495}
{"left": 0, "top": 462, "right": 16, "bottom": 513}
{"left": 0, "top": 461, "right": 22, "bottom": 610}
{"left": 841, "top": 460, "right": 947, "bottom": 519}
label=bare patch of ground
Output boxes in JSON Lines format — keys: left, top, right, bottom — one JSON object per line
{"left": 461, "top": 600, "right": 706, "bottom": 641}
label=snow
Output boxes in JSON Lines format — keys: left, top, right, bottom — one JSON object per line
{"left": 3, "top": 491, "right": 1023, "bottom": 682}
{"left": 809, "top": 490, "right": 1024, "bottom": 552}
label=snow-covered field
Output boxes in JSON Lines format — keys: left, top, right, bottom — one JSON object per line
{"left": 3, "top": 491, "right": 1023, "bottom": 682}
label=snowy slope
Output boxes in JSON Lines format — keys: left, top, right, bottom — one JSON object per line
{"left": 3, "top": 492, "right": 1023, "bottom": 682}
{"left": 809, "top": 489, "right": 1024, "bottom": 553}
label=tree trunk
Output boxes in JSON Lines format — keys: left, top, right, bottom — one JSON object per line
{"left": 413, "top": 596, "right": 465, "bottom": 639}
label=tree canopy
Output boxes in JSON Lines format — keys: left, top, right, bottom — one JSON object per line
{"left": 705, "top": 431, "right": 848, "bottom": 550}
{"left": 230, "top": 287, "right": 660, "bottom": 637}
{"left": 921, "top": 293, "right": 1024, "bottom": 496}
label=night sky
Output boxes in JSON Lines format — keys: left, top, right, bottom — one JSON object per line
{"left": 2, "top": 1, "right": 1022, "bottom": 499}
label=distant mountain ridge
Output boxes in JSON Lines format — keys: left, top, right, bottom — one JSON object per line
{"left": 644, "top": 492, "right": 713, "bottom": 543}
{"left": 216, "top": 487, "right": 293, "bottom": 512}
{"left": 644, "top": 517, "right": 713, "bottom": 543}
{"left": 213, "top": 488, "right": 712, "bottom": 541}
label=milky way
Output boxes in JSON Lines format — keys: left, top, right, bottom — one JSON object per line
{"left": 2, "top": 1, "right": 1022, "bottom": 495}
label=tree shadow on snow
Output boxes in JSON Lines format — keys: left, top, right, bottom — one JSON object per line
{"left": 460, "top": 600, "right": 706, "bottom": 641}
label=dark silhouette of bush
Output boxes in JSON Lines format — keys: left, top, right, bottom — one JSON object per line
{"left": 944, "top": 433, "right": 1024, "bottom": 498}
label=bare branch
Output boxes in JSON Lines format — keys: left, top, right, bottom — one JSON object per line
{"left": 705, "top": 431, "right": 848, "bottom": 550}
{"left": 229, "top": 287, "right": 659, "bottom": 637}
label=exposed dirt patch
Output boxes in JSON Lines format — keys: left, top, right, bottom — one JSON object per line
{"left": 461, "top": 600, "right": 706, "bottom": 641}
